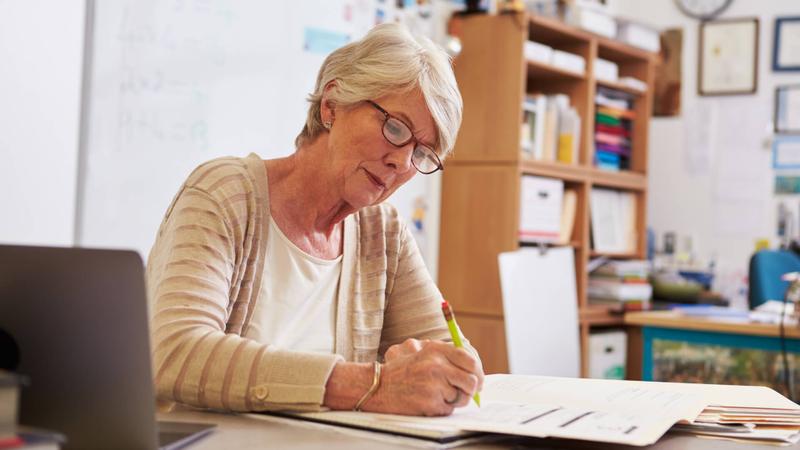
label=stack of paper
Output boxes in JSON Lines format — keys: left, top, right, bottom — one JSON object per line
{"left": 675, "top": 405, "right": 800, "bottom": 445}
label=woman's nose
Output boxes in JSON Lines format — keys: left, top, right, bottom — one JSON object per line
{"left": 385, "top": 143, "right": 414, "bottom": 173}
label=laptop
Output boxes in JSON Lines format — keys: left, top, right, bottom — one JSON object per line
{"left": 0, "top": 245, "right": 215, "bottom": 449}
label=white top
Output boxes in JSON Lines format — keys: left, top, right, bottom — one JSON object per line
{"left": 243, "top": 217, "right": 341, "bottom": 353}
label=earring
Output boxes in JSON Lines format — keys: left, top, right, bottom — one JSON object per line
{"left": 323, "top": 121, "right": 332, "bottom": 130}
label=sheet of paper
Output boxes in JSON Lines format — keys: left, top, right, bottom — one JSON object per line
{"left": 358, "top": 375, "right": 708, "bottom": 446}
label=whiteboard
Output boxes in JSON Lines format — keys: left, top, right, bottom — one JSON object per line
{"left": 0, "top": 0, "right": 85, "bottom": 246}
{"left": 78, "top": 0, "right": 432, "bottom": 260}
{"left": 498, "top": 248, "right": 580, "bottom": 377}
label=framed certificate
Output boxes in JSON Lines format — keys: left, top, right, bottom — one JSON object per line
{"left": 775, "top": 85, "right": 800, "bottom": 134}
{"left": 773, "top": 17, "right": 800, "bottom": 71}
{"left": 698, "top": 18, "right": 759, "bottom": 96}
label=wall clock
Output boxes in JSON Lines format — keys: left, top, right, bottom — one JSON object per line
{"left": 675, "top": 0, "right": 733, "bottom": 20}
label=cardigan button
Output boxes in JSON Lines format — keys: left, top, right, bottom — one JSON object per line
{"left": 254, "top": 386, "right": 269, "bottom": 400}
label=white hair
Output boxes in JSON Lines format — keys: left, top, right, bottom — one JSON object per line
{"left": 295, "top": 22, "right": 462, "bottom": 158}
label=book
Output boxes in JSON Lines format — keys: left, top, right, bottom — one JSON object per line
{"left": 588, "top": 278, "right": 653, "bottom": 301}
{"left": 558, "top": 189, "right": 578, "bottom": 245}
{"left": 593, "top": 259, "right": 650, "bottom": 278}
{"left": 0, "top": 371, "right": 23, "bottom": 431}
{"left": 590, "top": 188, "right": 637, "bottom": 254}
{"left": 557, "top": 106, "right": 581, "bottom": 164}
{"left": 541, "top": 98, "right": 559, "bottom": 161}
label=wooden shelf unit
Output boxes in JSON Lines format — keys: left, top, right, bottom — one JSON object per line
{"left": 439, "top": 13, "right": 656, "bottom": 376}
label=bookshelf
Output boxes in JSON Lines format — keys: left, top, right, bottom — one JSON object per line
{"left": 439, "top": 12, "right": 656, "bottom": 376}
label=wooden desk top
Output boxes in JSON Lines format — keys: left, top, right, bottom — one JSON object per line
{"left": 625, "top": 311, "right": 800, "bottom": 339}
{"left": 160, "top": 408, "right": 776, "bottom": 449}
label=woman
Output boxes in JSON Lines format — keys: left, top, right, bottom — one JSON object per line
{"left": 147, "top": 22, "right": 483, "bottom": 417}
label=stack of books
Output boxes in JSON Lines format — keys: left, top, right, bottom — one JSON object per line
{"left": 588, "top": 259, "right": 652, "bottom": 311}
{"left": 594, "top": 87, "right": 634, "bottom": 171}
{"left": 0, "top": 370, "right": 63, "bottom": 449}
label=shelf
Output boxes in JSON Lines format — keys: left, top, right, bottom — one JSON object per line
{"left": 579, "top": 304, "right": 625, "bottom": 326}
{"left": 520, "top": 159, "right": 586, "bottom": 182}
{"left": 589, "top": 250, "right": 642, "bottom": 259}
{"left": 588, "top": 168, "right": 647, "bottom": 191}
{"left": 528, "top": 14, "right": 591, "bottom": 45}
{"left": 596, "top": 36, "right": 656, "bottom": 63}
{"left": 527, "top": 60, "right": 586, "bottom": 81}
{"left": 519, "top": 240, "right": 581, "bottom": 250}
{"left": 596, "top": 79, "right": 646, "bottom": 97}
{"left": 442, "top": 12, "right": 655, "bottom": 377}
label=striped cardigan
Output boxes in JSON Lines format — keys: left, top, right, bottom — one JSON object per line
{"left": 146, "top": 153, "right": 477, "bottom": 412}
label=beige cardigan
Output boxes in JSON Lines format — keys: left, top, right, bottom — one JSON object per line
{"left": 147, "top": 153, "right": 477, "bottom": 412}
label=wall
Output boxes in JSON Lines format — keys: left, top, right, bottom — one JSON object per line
{"left": 0, "top": 0, "right": 85, "bottom": 246}
{"left": 609, "top": 0, "right": 800, "bottom": 307}
{"left": 0, "top": 0, "right": 450, "bottom": 278}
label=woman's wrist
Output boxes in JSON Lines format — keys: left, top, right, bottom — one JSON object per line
{"left": 354, "top": 361, "right": 381, "bottom": 411}
{"left": 323, "top": 361, "right": 375, "bottom": 410}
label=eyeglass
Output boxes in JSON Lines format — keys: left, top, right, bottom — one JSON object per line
{"left": 366, "top": 100, "right": 443, "bottom": 175}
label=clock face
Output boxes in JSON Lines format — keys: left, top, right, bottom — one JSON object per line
{"left": 675, "top": 0, "right": 733, "bottom": 19}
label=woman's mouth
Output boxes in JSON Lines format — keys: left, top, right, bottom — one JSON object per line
{"left": 364, "top": 170, "right": 386, "bottom": 190}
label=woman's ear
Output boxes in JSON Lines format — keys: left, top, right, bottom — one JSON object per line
{"left": 321, "top": 80, "right": 337, "bottom": 126}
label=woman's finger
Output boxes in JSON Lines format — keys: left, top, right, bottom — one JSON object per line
{"left": 425, "top": 341, "right": 483, "bottom": 379}
{"left": 447, "top": 367, "right": 478, "bottom": 396}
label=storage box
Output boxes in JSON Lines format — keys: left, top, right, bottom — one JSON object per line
{"left": 589, "top": 330, "right": 626, "bottom": 379}
{"left": 566, "top": 5, "right": 617, "bottom": 38}
{"left": 594, "top": 57, "right": 619, "bottom": 83}
{"left": 551, "top": 49, "right": 586, "bottom": 74}
{"left": 618, "top": 20, "right": 660, "bottom": 53}
{"left": 524, "top": 40, "right": 554, "bottom": 64}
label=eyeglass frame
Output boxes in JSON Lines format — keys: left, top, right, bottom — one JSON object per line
{"left": 365, "top": 100, "right": 444, "bottom": 175}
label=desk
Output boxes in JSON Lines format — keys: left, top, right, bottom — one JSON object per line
{"left": 160, "top": 409, "right": 776, "bottom": 449}
{"left": 625, "top": 311, "right": 800, "bottom": 392}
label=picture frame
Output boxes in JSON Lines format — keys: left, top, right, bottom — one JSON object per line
{"left": 772, "top": 136, "right": 800, "bottom": 170}
{"left": 773, "top": 17, "right": 800, "bottom": 71}
{"left": 775, "top": 85, "right": 800, "bottom": 134}
{"left": 698, "top": 18, "right": 759, "bottom": 96}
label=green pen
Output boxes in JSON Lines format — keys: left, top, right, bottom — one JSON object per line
{"left": 441, "top": 300, "right": 481, "bottom": 407}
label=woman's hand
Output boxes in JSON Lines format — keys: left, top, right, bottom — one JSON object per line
{"left": 364, "top": 340, "right": 484, "bottom": 416}
{"left": 383, "top": 338, "right": 429, "bottom": 362}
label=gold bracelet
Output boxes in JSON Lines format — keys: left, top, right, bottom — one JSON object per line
{"left": 354, "top": 361, "right": 381, "bottom": 411}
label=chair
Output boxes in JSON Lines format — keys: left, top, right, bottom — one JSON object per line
{"left": 748, "top": 250, "right": 800, "bottom": 309}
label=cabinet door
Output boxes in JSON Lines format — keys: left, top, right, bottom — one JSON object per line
{"left": 439, "top": 165, "right": 519, "bottom": 316}
{"left": 458, "top": 314, "right": 508, "bottom": 374}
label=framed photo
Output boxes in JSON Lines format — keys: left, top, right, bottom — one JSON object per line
{"left": 698, "top": 18, "right": 759, "bottom": 96}
{"left": 773, "top": 17, "right": 800, "bottom": 71}
{"left": 775, "top": 85, "right": 800, "bottom": 134}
